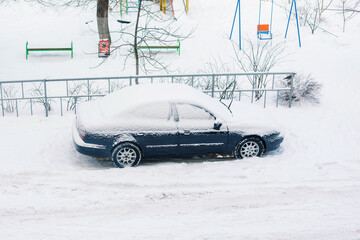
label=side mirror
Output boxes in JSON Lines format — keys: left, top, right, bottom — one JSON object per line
{"left": 213, "top": 122, "right": 222, "bottom": 130}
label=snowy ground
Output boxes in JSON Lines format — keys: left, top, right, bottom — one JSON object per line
{"left": 1, "top": 106, "right": 360, "bottom": 239}
{"left": 1, "top": 0, "right": 360, "bottom": 239}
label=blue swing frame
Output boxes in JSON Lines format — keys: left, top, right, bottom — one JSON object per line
{"left": 285, "top": 0, "right": 302, "bottom": 47}
{"left": 229, "top": 0, "right": 241, "bottom": 50}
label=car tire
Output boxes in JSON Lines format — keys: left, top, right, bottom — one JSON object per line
{"left": 235, "top": 137, "right": 265, "bottom": 159}
{"left": 111, "top": 143, "right": 142, "bottom": 168}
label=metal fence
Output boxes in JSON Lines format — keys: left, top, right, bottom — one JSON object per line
{"left": 0, "top": 72, "right": 294, "bottom": 117}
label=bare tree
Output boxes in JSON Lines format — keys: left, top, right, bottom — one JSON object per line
{"left": 24, "top": 0, "right": 95, "bottom": 7}
{"left": 113, "top": 0, "right": 193, "bottom": 82}
{"left": 317, "top": 0, "right": 335, "bottom": 20}
{"left": 197, "top": 57, "right": 235, "bottom": 93}
{"left": 1, "top": 84, "right": 18, "bottom": 113}
{"left": 298, "top": 2, "right": 313, "bottom": 26}
{"left": 339, "top": 0, "right": 360, "bottom": 32}
{"left": 233, "top": 38, "right": 286, "bottom": 101}
{"left": 300, "top": 0, "right": 334, "bottom": 34}
{"left": 29, "top": 83, "right": 53, "bottom": 113}
{"left": 66, "top": 81, "right": 84, "bottom": 111}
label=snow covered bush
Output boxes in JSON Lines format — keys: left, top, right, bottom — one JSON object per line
{"left": 278, "top": 74, "right": 323, "bottom": 105}
{"left": 29, "top": 83, "right": 53, "bottom": 112}
{"left": 1, "top": 84, "right": 18, "bottom": 113}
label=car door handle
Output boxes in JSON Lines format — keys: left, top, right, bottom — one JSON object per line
{"left": 182, "top": 129, "right": 191, "bottom": 135}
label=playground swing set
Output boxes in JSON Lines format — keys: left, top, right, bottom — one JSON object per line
{"left": 230, "top": 0, "right": 301, "bottom": 50}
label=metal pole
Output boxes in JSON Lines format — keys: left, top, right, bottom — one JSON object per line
{"left": 251, "top": 82, "right": 255, "bottom": 103}
{"left": 16, "top": 99, "right": 18, "bottom": 117}
{"left": 263, "top": 90, "right": 267, "bottom": 108}
{"left": 293, "top": 0, "right": 302, "bottom": 47}
{"left": 60, "top": 97, "right": 63, "bottom": 116}
{"left": 66, "top": 80, "right": 69, "bottom": 96}
{"left": 258, "top": 0, "right": 262, "bottom": 26}
{"left": 44, "top": 79, "right": 48, "bottom": 117}
{"left": 108, "top": 79, "right": 111, "bottom": 93}
{"left": 289, "top": 73, "right": 295, "bottom": 108}
{"left": 30, "top": 99, "right": 33, "bottom": 116}
{"left": 211, "top": 74, "right": 215, "bottom": 97}
{"left": 285, "top": 0, "right": 294, "bottom": 39}
{"left": 21, "top": 82, "right": 24, "bottom": 98}
{"left": 87, "top": 79, "right": 90, "bottom": 101}
{"left": 0, "top": 83, "right": 4, "bottom": 117}
{"left": 230, "top": 0, "right": 240, "bottom": 39}
{"left": 238, "top": 0, "right": 241, "bottom": 50}
{"left": 270, "top": 0, "right": 274, "bottom": 34}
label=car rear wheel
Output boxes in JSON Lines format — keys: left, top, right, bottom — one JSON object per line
{"left": 235, "top": 137, "right": 264, "bottom": 159}
{"left": 111, "top": 143, "right": 142, "bottom": 168}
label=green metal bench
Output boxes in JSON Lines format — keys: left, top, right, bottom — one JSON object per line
{"left": 137, "top": 40, "right": 181, "bottom": 56}
{"left": 26, "top": 41, "right": 73, "bottom": 59}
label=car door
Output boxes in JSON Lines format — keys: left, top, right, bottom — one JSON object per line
{"left": 175, "top": 103, "right": 228, "bottom": 156}
{"left": 128, "top": 101, "right": 179, "bottom": 157}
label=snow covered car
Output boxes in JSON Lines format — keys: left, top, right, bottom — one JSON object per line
{"left": 73, "top": 84, "right": 283, "bottom": 167}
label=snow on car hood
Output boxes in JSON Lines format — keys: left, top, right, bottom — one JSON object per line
{"left": 227, "top": 102, "right": 283, "bottom": 136}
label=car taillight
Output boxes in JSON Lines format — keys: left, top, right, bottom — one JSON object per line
{"left": 79, "top": 132, "right": 86, "bottom": 140}
{"left": 78, "top": 127, "right": 86, "bottom": 140}
{"left": 76, "top": 120, "right": 86, "bottom": 140}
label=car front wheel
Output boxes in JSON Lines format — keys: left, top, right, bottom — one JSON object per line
{"left": 235, "top": 137, "right": 264, "bottom": 159}
{"left": 111, "top": 143, "right": 142, "bottom": 168}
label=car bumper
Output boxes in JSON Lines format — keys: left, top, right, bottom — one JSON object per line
{"left": 72, "top": 122, "right": 109, "bottom": 158}
{"left": 264, "top": 133, "right": 284, "bottom": 152}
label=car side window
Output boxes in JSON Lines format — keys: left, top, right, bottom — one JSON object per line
{"left": 129, "top": 102, "right": 172, "bottom": 120}
{"left": 176, "top": 103, "right": 215, "bottom": 120}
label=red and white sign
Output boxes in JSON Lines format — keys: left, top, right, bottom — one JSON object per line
{"left": 98, "top": 40, "right": 110, "bottom": 57}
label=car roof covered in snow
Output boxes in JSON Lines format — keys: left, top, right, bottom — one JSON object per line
{"left": 98, "top": 83, "right": 232, "bottom": 119}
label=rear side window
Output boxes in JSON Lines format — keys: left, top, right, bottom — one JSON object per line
{"left": 176, "top": 103, "right": 214, "bottom": 120}
{"left": 129, "top": 102, "right": 172, "bottom": 120}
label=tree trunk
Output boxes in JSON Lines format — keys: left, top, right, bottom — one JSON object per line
{"left": 97, "top": 0, "right": 111, "bottom": 43}
{"left": 134, "top": 0, "right": 142, "bottom": 84}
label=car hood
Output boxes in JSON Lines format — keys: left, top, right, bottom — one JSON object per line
{"left": 227, "top": 103, "right": 283, "bottom": 136}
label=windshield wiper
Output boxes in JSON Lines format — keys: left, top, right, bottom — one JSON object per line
{"left": 219, "top": 80, "right": 236, "bottom": 114}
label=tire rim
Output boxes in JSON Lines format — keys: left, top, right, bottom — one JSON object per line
{"left": 240, "top": 141, "right": 260, "bottom": 158}
{"left": 116, "top": 147, "right": 137, "bottom": 166}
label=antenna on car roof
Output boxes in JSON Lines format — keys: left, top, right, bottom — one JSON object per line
{"left": 219, "top": 80, "right": 237, "bottom": 113}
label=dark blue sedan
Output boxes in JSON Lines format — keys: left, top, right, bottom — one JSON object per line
{"left": 73, "top": 84, "right": 283, "bottom": 167}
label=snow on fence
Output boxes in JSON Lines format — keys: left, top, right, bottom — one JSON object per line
{"left": 0, "top": 72, "right": 294, "bottom": 117}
